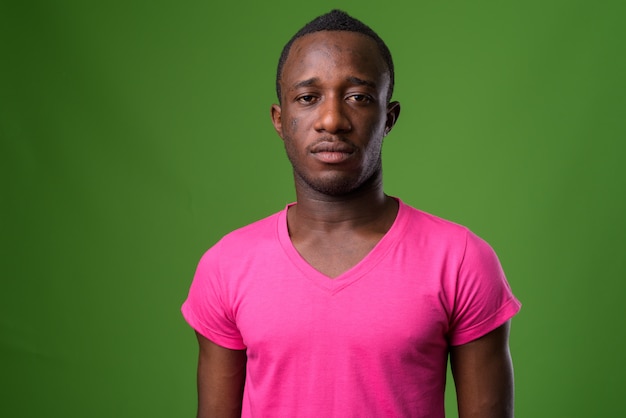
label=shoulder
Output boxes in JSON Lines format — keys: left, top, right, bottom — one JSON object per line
{"left": 219, "top": 210, "right": 282, "bottom": 246}
{"left": 398, "top": 201, "right": 471, "bottom": 245}
{"left": 402, "top": 203, "right": 468, "bottom": 233}
{"left": 196, "top": 208, "right": 285, "bottom": 268}
{"left": 397, "top": 200, "right": 499, "bottom": 263}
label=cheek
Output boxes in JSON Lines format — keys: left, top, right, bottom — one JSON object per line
{"left": 362, "top": 120, "right": 385, "bottom": 146}
{"left": 290, "top": 118, "right": 299, "bottom": 133}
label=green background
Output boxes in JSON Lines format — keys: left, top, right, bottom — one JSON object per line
{"left": 2, "top": 1, "right": 625, "bottom": 416}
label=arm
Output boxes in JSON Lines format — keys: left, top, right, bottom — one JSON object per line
{"left": 195, "top": 331, "right": 247, "bottom": 418}
{"left": 449, "top": 320, "right": 515, "bottom": 418}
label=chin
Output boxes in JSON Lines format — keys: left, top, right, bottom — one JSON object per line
{"left": 302, "top": 172, "right": 375, "bottom": 197}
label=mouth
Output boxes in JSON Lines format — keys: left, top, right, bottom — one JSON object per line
{"left": 309, "top": 140, "right": 355, "bottom": 164}
{"left": 312, "top": 150, "right": 353, "bottom": 163}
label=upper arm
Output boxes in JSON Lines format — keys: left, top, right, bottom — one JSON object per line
{"left": 195, "top": 331, "right": 247, "bottom": 418}
{"left": 449, "top": 320, "right": 515, "bottom": 418}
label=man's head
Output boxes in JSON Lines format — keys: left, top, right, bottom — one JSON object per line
{"left": 276, "top": 9, "right": 395, "bottom": 104}
{"left": 270, "top": 11, "right": 401, "bottom": 197}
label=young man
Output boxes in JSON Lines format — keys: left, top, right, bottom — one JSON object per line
{"left": 182, "top": 10, "right": 520, "bottom": 418}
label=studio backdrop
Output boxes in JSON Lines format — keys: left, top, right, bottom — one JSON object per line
{"left": 1, "top": 1, "right": 625, "bottom": 417}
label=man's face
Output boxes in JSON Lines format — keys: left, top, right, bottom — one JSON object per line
{"left": 271, "top": 31, "right": 400, "bottom": 197}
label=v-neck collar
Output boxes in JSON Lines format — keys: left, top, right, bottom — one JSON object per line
{"left": 276, "top": 198, "right": 408, "bottom": 294}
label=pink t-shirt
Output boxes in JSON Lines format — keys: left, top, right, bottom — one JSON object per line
{"left": 182, "top": 199, "right": 521, "bottom": 417}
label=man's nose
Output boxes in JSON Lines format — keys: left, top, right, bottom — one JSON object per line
{"left": 315, "top": 97, "right": 352, "bottom": 133}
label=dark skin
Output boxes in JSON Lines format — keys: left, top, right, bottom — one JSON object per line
{"left": 195, "top": 332, "right": 246, "bottom": 418}
{"left": 195, "top": 30, "right": 514, "bottom": 418}
{"left": 450, "top": 321, "right": 515, "bottom": 417}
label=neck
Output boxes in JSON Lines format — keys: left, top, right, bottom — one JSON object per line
{"left": 289, "top": 171, "right": 397, "bottom": 232}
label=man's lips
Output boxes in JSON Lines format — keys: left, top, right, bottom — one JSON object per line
{"left": 309, "top": 141, "right": 355, "bottom": 153}
{"left": 313, "top": 151, "right": 353, "bottom": 163}
{"left": 309, "top": 141, "right": 355, "bottom": 164}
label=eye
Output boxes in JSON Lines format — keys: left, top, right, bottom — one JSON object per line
{"left": 296, "top": 95, "right": 318, "bottom": 104}
{"left": 347, "top": 94, "right": 373, "bottom": 104}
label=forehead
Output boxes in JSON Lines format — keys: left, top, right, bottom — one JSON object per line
{"left": 281, "top": 31, "right": 389, "bottom": 86}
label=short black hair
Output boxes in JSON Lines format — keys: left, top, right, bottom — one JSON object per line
{"left": 276, "top": 9, "right": 395, "bottom": 103}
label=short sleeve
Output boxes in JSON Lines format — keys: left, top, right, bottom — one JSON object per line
{"left": 448, "top": 230, "right": 521, "bottom": 346}
{"left": 181, "top": 243, "right": 246, "bottom": 350}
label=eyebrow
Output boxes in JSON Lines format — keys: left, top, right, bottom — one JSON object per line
{"left": 347, "top": 76, "right": 377, "bottom": 89}
{"left": 291, "top": 76, "right": 377, "bottom": 90}
{"left": 293, "top": 78, "right": 320, "bottom": 89}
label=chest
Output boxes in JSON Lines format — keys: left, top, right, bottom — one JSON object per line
{"left": 233, "top": 264, "right": 451, "bottom": 363}
{"left": 234, "top": 268, "right": 451, "bottom": 418}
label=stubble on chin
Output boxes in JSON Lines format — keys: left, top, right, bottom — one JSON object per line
{"left": 292, "top": 157, "right": 383, "bottom": 197}
{"left": 295, "top": 170, "right": 357, "bottom": 196}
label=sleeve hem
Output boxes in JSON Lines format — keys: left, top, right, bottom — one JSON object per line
{"left": 181, "top": 302, "right": 247, "bottom": 351}
{"left": 449, "top": 297, "right": 522, "bottom": 346}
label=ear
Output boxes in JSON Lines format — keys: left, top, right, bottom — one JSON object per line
{"left": 271, "top": 104, "right": 284, "bottom": 140}
{"left": 384, "top": 101, "right": 401, "bottom": 136}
